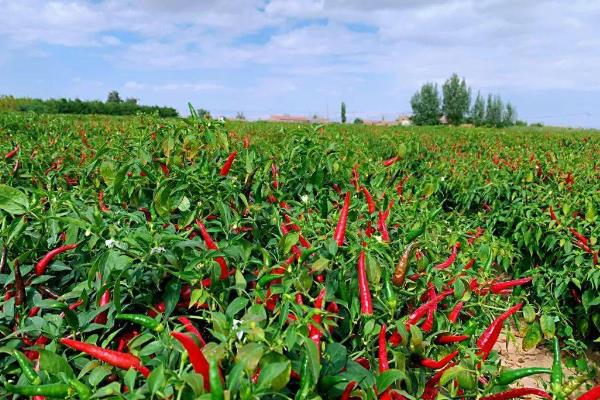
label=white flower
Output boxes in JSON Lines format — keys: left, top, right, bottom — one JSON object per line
{"left": 232, "top": 319, "right": 244, "bottom": 340}
{"left": 150, "top": 246, "right": 166, "bottom": 254}
{"left": 440, "top": 176, "right": 446, "bottom": 182}
{"left": 301, "top": 195, "right": 309, "bottom": 203}
{"left": 105, "top": 239, "right": 118, "bottom": 248}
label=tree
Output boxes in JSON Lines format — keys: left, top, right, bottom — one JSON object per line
{"left": 353, "top": 118, "right": 364, "bottom": 124}
{"left": 485, "top": 94, "right": 503, "bottom": 127}
{"left": 471, "top": 92, "right": 485, "bottom": 126}
{"left": 236, "top": 111, "right": 246, "bottom": 120}
{"left": 106, "top": 90, "right": 122, "bottom": 103}
{"left": 341, "top": 101, "right": 347, "bottom": 123}
{"left": 442, "top": 73, "right": 471, "bottom": 125}
{"left": 197, "top": 108, "right": 211, "bottom": 119}
{"left": 503, "top": 102, "right": 517, "bottom": 126}
{"left": 410, "top": 83, "right": 441, "bottom": 125}
{"left": 125, "top": 97, "right": 138, "bottom": 105}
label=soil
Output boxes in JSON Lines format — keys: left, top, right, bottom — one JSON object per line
{"left": 494, "top": 333, "right": 600, "bottom": 399}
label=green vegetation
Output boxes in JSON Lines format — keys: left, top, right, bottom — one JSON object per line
{"left": 0, "top": 112, "right": 598, "bottom": 399}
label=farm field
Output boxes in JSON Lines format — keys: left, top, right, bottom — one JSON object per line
{"left": 0, "top": 112, "right": 599, "bottom": 399}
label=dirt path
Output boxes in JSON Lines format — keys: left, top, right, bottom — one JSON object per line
{"left": 494, "top": 333, "right": 600, "bottom": 398}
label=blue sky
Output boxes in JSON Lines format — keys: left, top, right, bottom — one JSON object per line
{"left": 1, "top": 0, "right": 599, "bottom": 127}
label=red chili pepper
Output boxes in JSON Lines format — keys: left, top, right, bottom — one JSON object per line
{"left": 195, "top": 219, "right": 228, "bottom": 280}
{"left": 243, "top": 136, "right": 250, "bottom": 149}
{"left": 436, "top": 334, "right": 469, "bottom": 344}
{"left": 271, "top": 162, "right": 279, "bottom": 189}
{"left": 283, "top": 215, "right": 311, "bottom": 248}
{"left": 549, "top": 205, "right": 558, "bottom": 223}
{"left": 421, "top": 285, "right": 437, "bottom": 332}
{"left": 160, "top": 163, "right": 170, "bottom": 176}
{"left": 569, "top": 227, "right": 588, "bottom": 245}
{"left": 60, "top": 338, "right": 150, "bottom": 377}
{"left": 466, "top": 227, "right": 484, "bottom": 245}
{"left": 94, "top": 290, "right": 110, "bottom": 324}
{"left": 177, "top": 316, "right": 206, "bottom": 347}
{"left": 422, "top": 362, "right": 456, "bottom": 400}
{"left": 383, "top": 156, "right": 399, "bottom": 167}
{"left": 479, "top": 388, "right": 552, "bottom": 400}
{"left": 357, "top": 251, "right": 373, "bottom": 315}
{"left": 490, "top": 277, "right": 532, "bottom": 294}
{"left": 420, "top": 350, "right": 459, "bottom": 369}
{"left": 98, "top": 190, "right": 110, "bottom": 213}
{"left": 117, "top": 330, "right": 139, "bottom": 352}
{"left": 407, "top": 290, "right": 452, "bottom": 325}
{"left": 350, "top": 163, "right": 360, "bottom": 191}
{"left": 28, "top": 306, "right": 41, "bottom": 317}
{"left": 434, "top": 242, "right": 460, "bottom": 270}
{"left": 577, "top": 385, "right": 600, "bottom": 400}
{"left": 389, "top": 330, "right": 402, "bottom": 347}
{"left": 476, "top": 303, "right": 523, "bottom": 357}
{"left": 171, "top": 332, "right": 211, "bottom": 390}
{"left": 377, "top": 210, "right": 390, "bottom": 242}
{"left": 574, "top": 240, "right": 593, "bottom": 254}
{"left": 341, "top": 381, "right": 357, "bottom": 400}
{"left": 378, "top": 324, "right": 389, "bottom": 372}
{"left": 35, "top": 244, "right": 78, "bottom": 276}
{"left": 308, "top": 288, "right": 327, "bottom": 350}
{"left": 355, "top": 357, "right": 370, "bottom": 370}
{"left": 5, "top": 145, "right": 19, "bottom": 159}
{"left": 361, "top": 186, "right": 376, "bottom": 214}
{"left": 333, "top": 192, "right": 351, "bottom": 246}
{"left": 219, "top": 150, "right": 237, "bottom": 176}
{"left": 463, "top": 258, "right": 475, "bottom": 270}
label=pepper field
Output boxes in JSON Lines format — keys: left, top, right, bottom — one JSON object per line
{"left": 0, "top": 112, "right": 599, "bottom": 399}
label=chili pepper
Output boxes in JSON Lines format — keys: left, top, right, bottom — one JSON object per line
{"left": 171, "top": 332, "right": 210, "bottom": 390}
{"left": 422, "top": 362, "right": 456, "bottom": 400}
{"left": 308, "top": 288, "right": 327, "bottom": 349}
{"left": 160, "top": 163, "right": 170, "bottom": 176}
{"left": 378, "top": 209, "right": 390, "bottom": 242}
{"left": 377, "top": 323, "right": 390, "bottom": 374}
{"left": 341, "top": 381, "right": 356, "bottom": 400}
{"left": 550, "top": 337, "right": 564, "bottom": 399}
{"left": 35, "top": 243, "right": 78, "bottom": 275}
{"left": 29, "top": 306, "right": 41, "bottom": 317}
{"left": 383, "top": 156, "right": 399, "bottom": 167}
{"left": 463, "top": 258, "right": 475, "bottom": 270}
{"left": 4, "top": 383, "right": 70, "bottom": 397}
{"left": 495, "top": 367, "right": 551, "bottom": 386}
{"left": 549, "top": 205, "right": 558, "bottom": 222}
{"left": 116, "top": 313, "right": 164, "bottom": 332}
{"left": 67, "top": 378, "right": 92, "bottom": 400}
{"left": 295, "top": 351, "right": 313, "bottom": 400}
{"left": 436, "top": 334, "right": 469, "bottom": 344}
{"left": 94, "top": 290, "right": 110, "bottom": 324}
{"left": 59, "top": 337, "right": 150, "bottom": 377}
{"left": 480, "top": 388, "right": 552, "bottom": 400}
{"left": 138, "top": 207, "right": 152, "bottom": 221}
{"left": 382, "top": 266, "right": 396, "bottom": 310}
{"left": 195, "top": 219, "right": 228, "bottom": 280}
{"left": 13, "top": 261, "right": 25, "bottom": 306}
{"left": 420, "top": 350, "right": 459, "bottom": 369}
{"left": 569, "top": 227, "right": 588, "bottom": 245}
{"left": 219, "top": 150, "right": 237, "bottom": 176}
{"left": 271, "top": 162, "right": 279, "bottom": 189}
{"left": 392, "top": 241, "right": 417, "bottom": 286}
{"left": 434, "top": 242, "right": 460, "bottom": 270}
{"left": 243, "top": 136, "right": 250, "bottom": 148}
{"left": 117, "top": 330, "right": 139, "bottom": 352}
{"left": 577, "top": 386, "right": 600, "bottom": 400}
{"left": 98, "top": 190, "right": 110, "bottom": 212}
{"left": 351, "top": 163, "right": 360, "bottom": 191}
{"left": 476, "top": 303, "right": 523, "bottom": 357}
{"left": 361, "top": 186, "right": 376, "bottom": 214}
{"left": 421, "top": 285, "right": 437, "bottom": 332}
{"left": 562, "top": 373, "right": 594, "bottom": 397}
{"left": 357, "top": 251, "right": 373, "bottom": 315}
{"left": 490, "top": 277, "right": 532, "bottom": 294}
{"left": 5, "top": 144, "right": 19, "bottom": 159}
{"left": 13, "top": 349, "right": 42, "bottom": 384}
{"left": 407, "top": 290, "right": 452, "bottom": 325}
{"left": 333, "top": 191, "right": 351, "bottom": 246}
{"left": 209, "top": 359, "right": 224, "bottom": 400}
{"left": 177, "top": 316, "right": 207, "bottom": 346}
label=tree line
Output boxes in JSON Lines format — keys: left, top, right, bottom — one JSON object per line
{"left": 410, "top": 74, "right": 520, "bottom": 127}
{"left": 0, "top": 91, "right": 178, "bottom": 117}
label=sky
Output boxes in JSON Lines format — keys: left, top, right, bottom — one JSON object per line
{"left": 1, "top": 0, "right": 600, "bottom": 127}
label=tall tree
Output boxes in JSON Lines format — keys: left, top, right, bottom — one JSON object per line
{"left": 471, "top": 92, "right": 485, "bottom": 126}
{"left": 503, "top": 102, "right": 516, "bottom": 126}
{"left": 410, "top": 83, "right": 441, "bottom": 125}
{"left": 442, "top": 73, "right": 471, "bottom": 125}
{"left": 341, "top": 101, "right": 347, "bottom": 123}
{"left": 106, "top": 90, "right": 122, "bottom": 103}
{"left": 485, "top": 94, "right": 504, "bottom": 127}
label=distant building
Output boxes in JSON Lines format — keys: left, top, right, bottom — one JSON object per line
{"left": 397, "top": 115, "right": 412, "bottom": 126}
{"left": 363, "top": 119, "right": 395, "bottom": 126}
{"left": 439, "top": 115, "right": 448, "bottom": 124}
{"left": 270, "top": 115, "right": 310, "bottom": 123}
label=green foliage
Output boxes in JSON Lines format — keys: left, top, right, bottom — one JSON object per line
{"left": 341, "top": 101, "right": 347, "bottom": 124}
{"left": 471, "top": 91, "right": 486, "bottom": 126}
{"left": 442, "top": 73, "right": 471, "bottom": 125}
{"left": 410, "top": 82, "right": 441, "bottom": 125}
{"left": 106, "top": 90, "right": 122, "bottom": 103}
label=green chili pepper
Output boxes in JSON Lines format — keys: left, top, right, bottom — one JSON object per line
{"left": 209, "top": 360, "right": 224, "bottom": 400}
{"left": 68, "top": 378, "right": 92, "bottom": 400}
{"left": 295, "top": 352, "right": 312, "bottom": 400}
{"left": 495, "top": 367, "right": 551, "bottom": 386}
{"left": 115, "top": 313, "right": 164, "bottom": 332}
{"left": 382, "top": 267, "right": 396, "bottom": 310}
{"left": 13, "top": 349, "right": 41, "bottom": 385}
{"left": 257, "top": 273, "right": 284, "bottom": 287}
{"left": 562, "top": 372, "right": 593, "bottom": 397}
{"left": 551, "top": 337, "right": 564, "bottom": 399}
{"left": 261, "top": 249, "right": 272, "bottom": 268}
{"left": 405, "top": 224, "right": 425, "bottom": 243}
{"left": 5, "top": 382, "right": 71, "bottom": 397}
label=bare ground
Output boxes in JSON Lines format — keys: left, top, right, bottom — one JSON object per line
{"left": 494, "top": 333, "right": 600, "bottom": 399}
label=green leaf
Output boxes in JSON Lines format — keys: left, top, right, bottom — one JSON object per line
{"left": 236, "top": 343, "right": 265, "bottom": 372}
{"left": 376, "top": 369, "right": 407, "bottom": 392}
{"left": 0, "top": 184, "right": 29, "bottom": 215}
{"left": 522, "top": 304, "right": 536, "bottom": 323}
{"left": 540, "top": 314, "right": 556, "bottom": 339}
{"left": 582, "top": 290, "right": 600, "bottom": 312}
{"left": 522, "top": 322, "right": 543, "bottom": 351}
{"left": 38, "top": 348, "right": 75, "bottom": 378}
{"left": 226, "top": 297, "right": 249, "bottom": 318}
{"left": 148, "top": 364, "right": 165, "bottom": 395}
{"left": 163, "top": 278, "right": 181, "bottom": 317}
{"left": 282, "top": 232, "right": 299, "bottom": 254}
{"left": 257, "top": 361, "right": 291, "bottom": 391}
